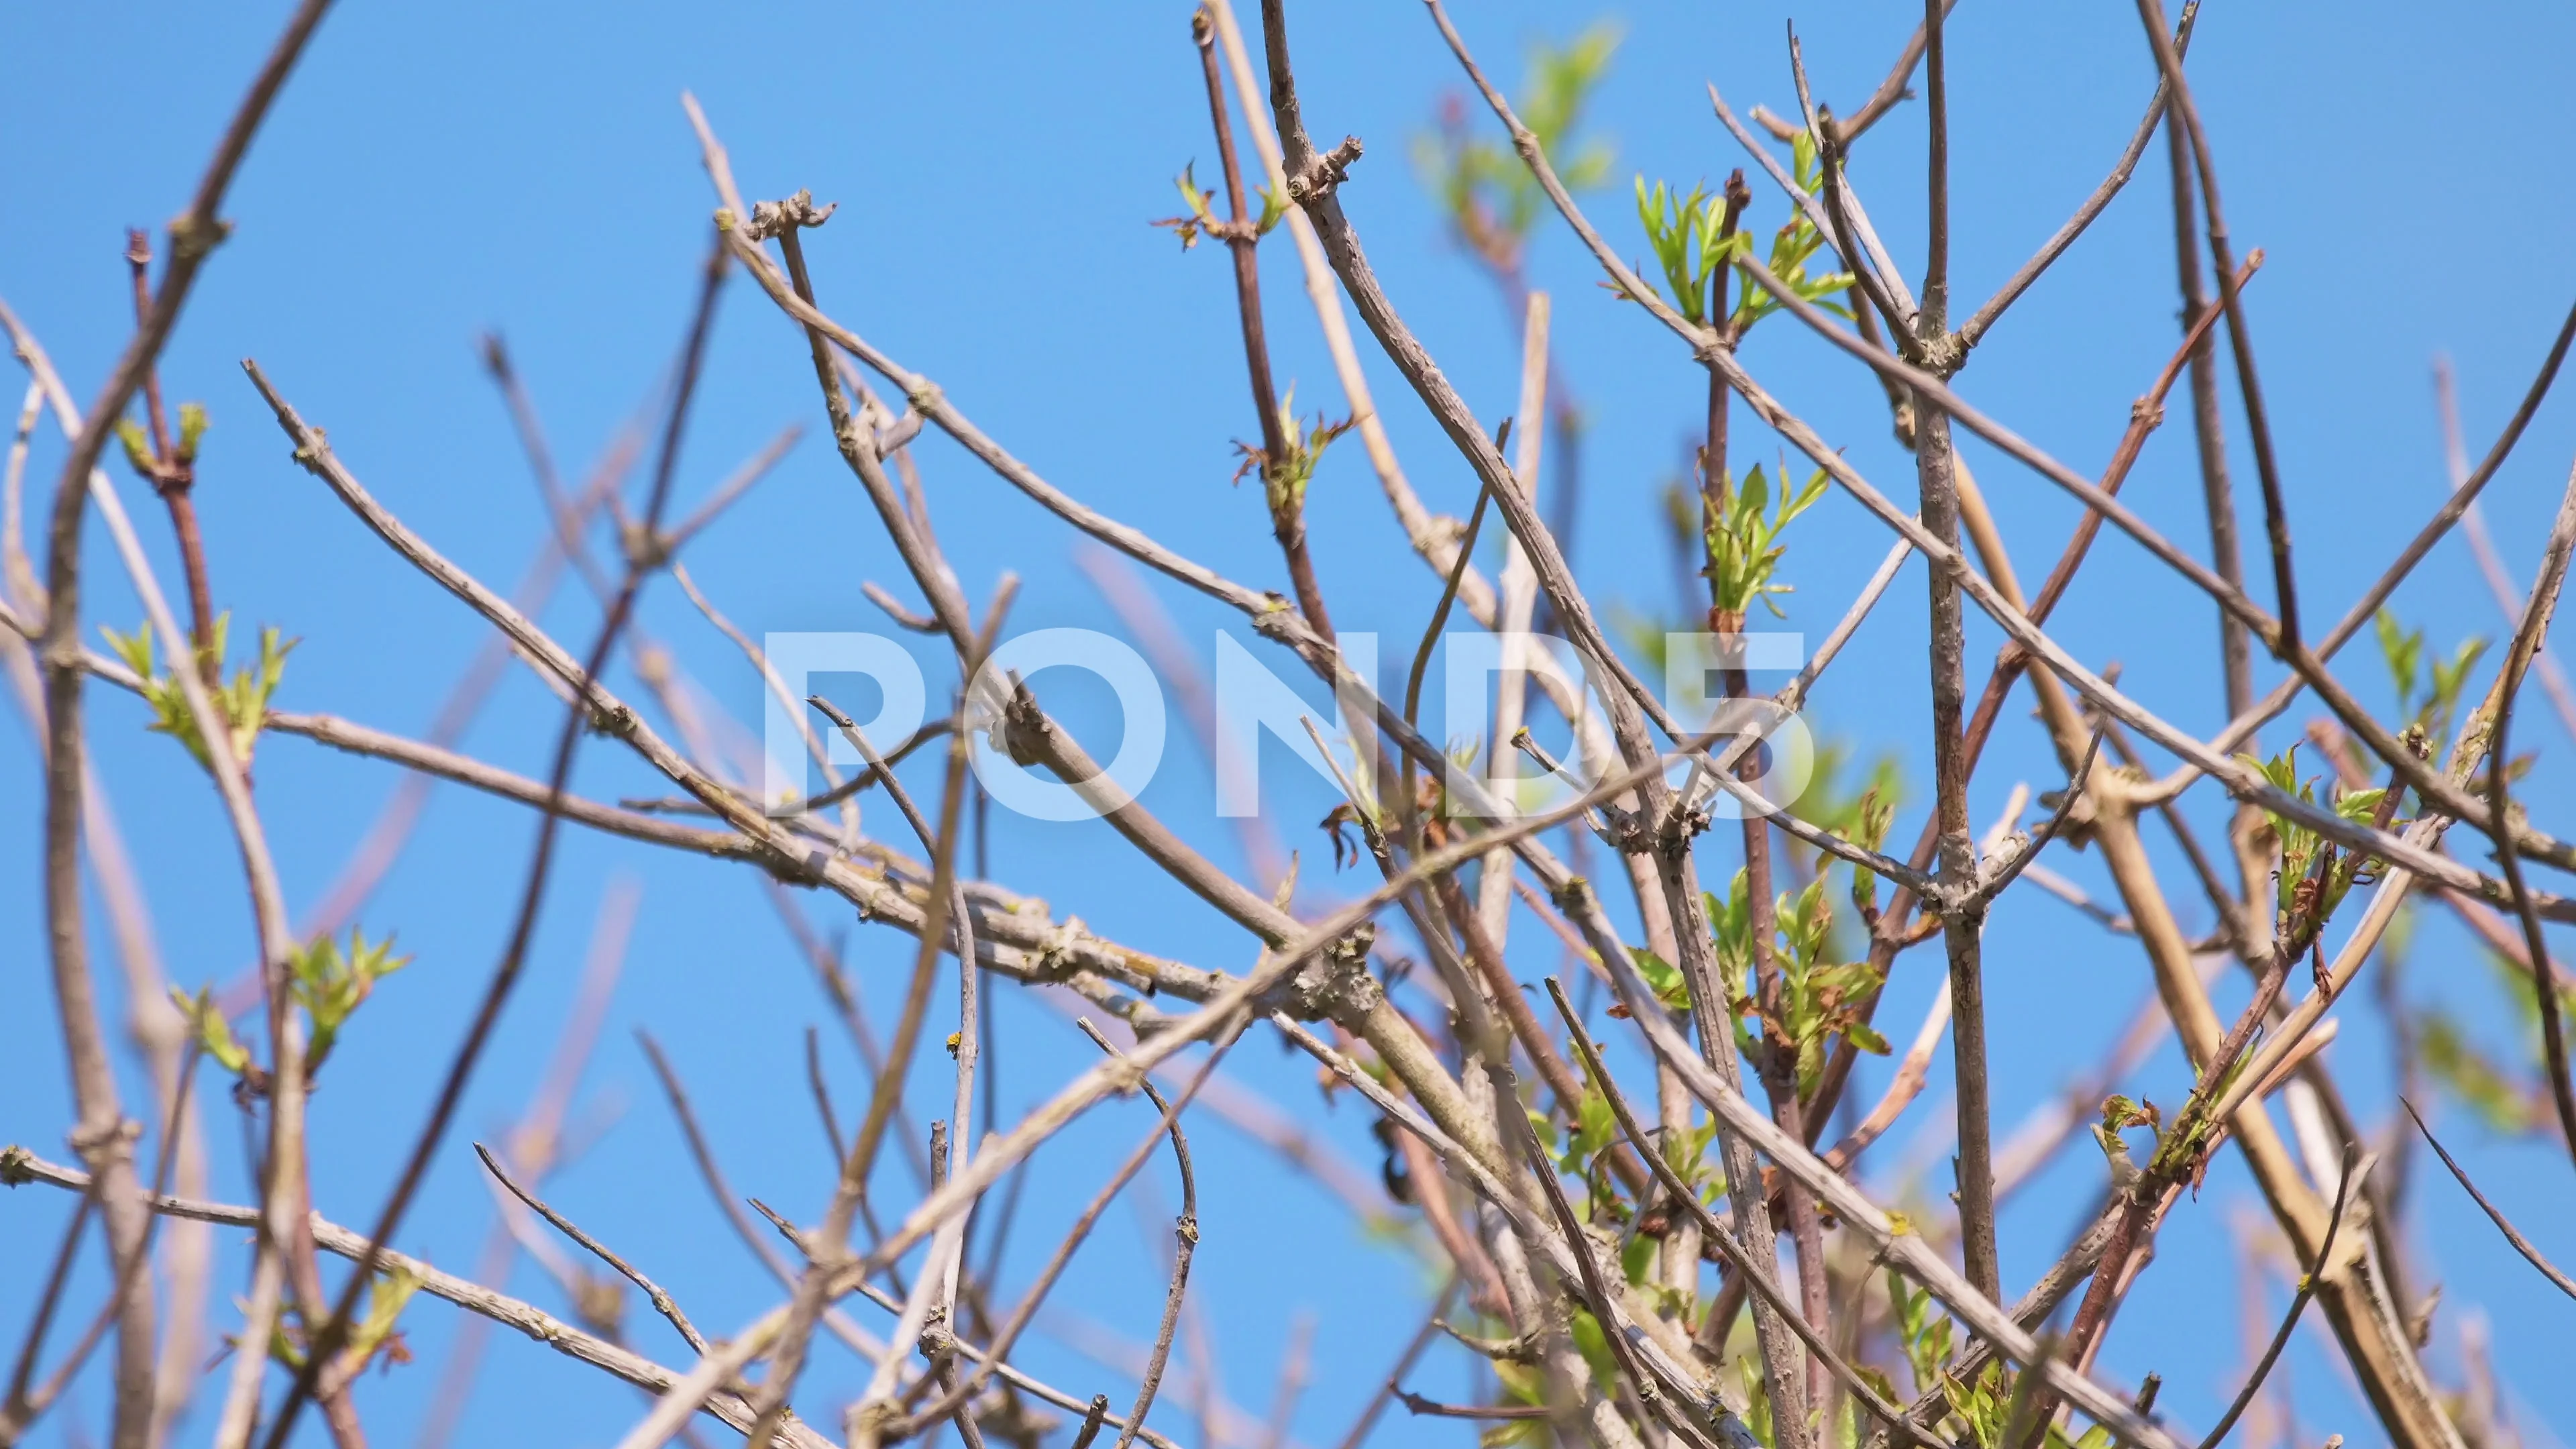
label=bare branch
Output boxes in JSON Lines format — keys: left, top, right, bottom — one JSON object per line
{"left": 0, "top": 1150, "right": 831, "bottom": 1449}
{"left": 2402, "top": 1100, "right": 2576, "bottom": 1300}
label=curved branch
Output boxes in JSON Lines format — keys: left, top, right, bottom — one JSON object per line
{"left": 0, "top": 1150, "right": 829, "bottom": 1449}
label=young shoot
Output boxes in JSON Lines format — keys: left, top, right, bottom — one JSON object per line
{"left": 2241, "top": 743, "right": 2387, "bottom": 943}
{"left": 101, "top": 611, "right": 292, "bottom": 771}
{"left": 1705, "top": 461, "right": 1829, "bottom": 621}
{"left": 2375, "top": 607, "right": 2488, "bottom": 751}
{"left": 290, "top": 928, "right": 412, "bottom": 1074}
{"left": 1151, "top": 161, "right": 1289, "bottom": 250}
{"left": 1415, "top": 24, "right": 1619, "bottom": 276}
{"left": 1632, "top": 131, "right": 1850, "bottom": 336}
{"left": 1707, "top": 864, "right": 1892, "bottom": 1106}
{"left": 1234, "top": 382, "right": 1355, "bottom": 520}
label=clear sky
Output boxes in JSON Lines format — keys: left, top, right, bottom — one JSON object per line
{"left": 7, "top": 1, "right": 2576, "bottom": 1446}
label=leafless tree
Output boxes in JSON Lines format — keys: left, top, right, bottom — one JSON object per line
{"left": 8, "top": 4, "right": 2576, "bottom": 1449}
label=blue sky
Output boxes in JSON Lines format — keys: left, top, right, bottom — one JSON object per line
{"left": 7, "top": 1, "right": 2576, "bottom": 1445}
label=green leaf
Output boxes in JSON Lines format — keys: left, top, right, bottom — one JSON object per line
{"left": 174, "top": 402, "right": 211, "bottom": 466}
{"left": 168, "top": 985, "right": 252, "bottom": 1077}
{"left": 1557, "top": 1083, "right": 1617, "bottom": 1175}
{"left": 1702, "top": 463, "right": 1829, "bottom": 618}
{"left": 99, "top": 614, "right": 294, "bottom": 771}
{"left": 1157, "top": 163, "right": 1218, "bottom": 249}
{"left": 347, "top": 1261, "right": 421, "bottom": 1371}
{"left": 1254, "top": 183, "right": 1291, "bottom": 237}
{"left": 2428, "top": 635, "right": 2489, "bottom": 737}
{"left": 1887, "top": 1267, "right": 1954, "bottom": 1393}
{"left": 2375, "top": 607, "right": 2423, "bottom": 721}
{"left": 1794, "top": 1035, "right": 1825, "bottom": 1101}
{"left": 1627, "top": 947, "right": 1689, "bottom": 1011}
{"left": 1242, "top": 382, "right": 1356, "bottom": 515}
{"left": 113, "top": 417, "right": 156, "bottom": 477}
{"left": 289, "top": 928, "right": 411, "bottom": 1073}
{"left": 1621, "top": 1230, "right": 1658, "bottom": 1287}
{"left": 1493, "top": 1358, "right": 1548, "bottom": 1406}
{"left": 2421, "top": 1010, "right": 2538, "bottom": 1132}
{"left": 1567, "top": 1307, "right": 1619, "bottom": 1393}
{"left": 2099, "top": 1094, "right": 2160, "bottom": 1136}
{"left": 1417, "top": 24, "right": 1618, "bottom": 264}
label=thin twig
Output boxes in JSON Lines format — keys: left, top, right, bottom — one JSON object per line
{"left": 2194, "top": 1151, "right": 2363, "bottom": 1449}
{"left": 1545, "top": 981, "right": 1939, "bottom": 1449}
{"left": 637, "top": 1034, "right": 893, "bottom": 1371}
{"left": 1405, "top": 1, "right": 2504, "bottom": 910}
{"left": 419, "top": 879, "right": 640, "bottom": 1449}
{"left": 805, "top": 1028, "right": 847, "bottom": 1171}
{"left": 30, "top": 11, "right": 338, "bottom": 1443}
{"left": 2133, "top": 0, "right": 2300, "bottom": 649}
{"left": 2164, "top": 58, "right": 2252, "bottom": 726}
{"left": 2436, "top": 357, "right": 2576, "bottom": 741}
{"left": 2402, "top": 1099, "right": 2576, "bottom": 1300}
{"left": 0, "top": 1038, "right": 197, "bottom": 1447}
{"left": 1955, "top": 3, "right": 2199, "bottom": 350}
{"left": 888, "top": 1033, "right": 1238, "bottom": 1442}
{"left": 1187, "top": 5, "right": 1331, "bottom": 645}
{"left": 257, "top": 227, "right": 731, "bottom": 1449}
{"left": 2479, "top": 452, "right": 2576, "bottom": 1165}
{"left": 1964, "top": 730, "right": 2105, "bottom": 910}
{"left": 473, "top": 1144, "right": 708, "bottom": 1355}
{"left": 792, "top": 694, "right": 984, "bottom": 1439}
{"left": 1389, "top": 1387, "right": 1547, "bottom": 1423}
{"left": 0, "top": 1152, "right": 832, "bottom": 1449}
{"left": 1077, "top": 1020, "right": 1202, "bottom": 1449}
{"left": 661, "top": 423, "right": 803, "bottom": 557}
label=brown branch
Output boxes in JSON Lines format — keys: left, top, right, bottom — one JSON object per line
{"left": 2481, "top": 452, "right": 2576, "bottom": 1165}
{"left": 2126, "top": 294, "right": 2576, "bottom": 853}
{"left": 2134, "top": 0, "right": 2300, "bottom": 650}
{"left": 2166, "top": 60, "right": 2253, "bottom": 724}
{"left": 758, "top": 698, "right": 978, "bottom": 1444}
{"left": 0, "top": 1038, "right": 196, "bottom": 1448}
{"left": 260, "top": 227, "right": 729, "bottom": 1449}
{"left": 417, "top": 882, "right": 640, "bottom": 1449}
{"left": 36, "top": 11, "right": 338, "bottom": 1447}
{"left": 1842, "top": 1, "right": 1955, "bottom": 142}
{"left": 1955, "top": 2, "right": 2199, "bottom": 351}
{"left": 1546, "top": 981, "right": 1941, "bottom": 1449}
{"left": 1907, "top": 0, "right": 2006, "bottom": 1311}
{"left": 891, "top": 1030, "right": 1236, "bottom": 1442}
{"left": 2437, "top": 360, "right": 2576, "bottom": 743}
{"left": 1, "top": 1191, "right": 97, "bottom": 1434}
{"left": 121, "top": 230, "right": 216, "bottom": 665}
{"left": 1497, "top": 47, "right": 2504, "bottom": 910}
{"left": 1284, "top": 7, "right": 1812, "bottom": 1434}
{"left": 474, "top": 1144, "right": 708, "bottom": 1356}
{"left": 1803, "top": 266, "right": 2240, "bottom": 1126}
{"left": 0, "top": 1150, "right": 833, "bottom": 1449}
{"left": 1819, "top": 983, "right": 1948, "bottom": 1173}
{"left": 1075, "top": 1020, "right": 1201, "bottom": 1449}
{"left": 1390, "top": 1387, "right": 1548, "bottom": 1422}
{"left": 1733, "top": 245, "right": 2576, "bottom": 896}
{"left": 1187, "top": 7, "right": 1332, "bottom": 645}
{"left": 637, "top": 1034, "right": 892, "bottom": 1361}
